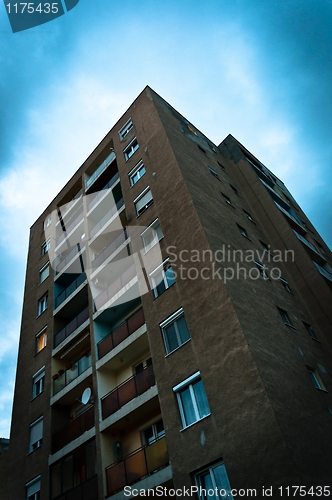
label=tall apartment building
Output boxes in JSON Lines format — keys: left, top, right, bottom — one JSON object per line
{"left": 7, "top": 87, "right": 332, "bottom": 500}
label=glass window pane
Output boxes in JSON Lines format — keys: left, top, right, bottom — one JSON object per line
{"left": 165, "top": 266, "right": 176, "bottom": 287}
{"left": 179, "top": 387, "right": 196, "bottom": 426}
{"left": 200, "top": 472, "right": 218, "bottom": 500}
{"left": 164, "top": 323, "right": 179, "bottom": 353}
{"left": 62, "top": 455, "right": 73, "bottom": 492}
{"left": 213, "top": 464, "right": 234, "bottom": 499}
{"left": 193, "top": 380, "right": 210, "bottom": 419}
{"left": 176, "top": 316, "right": 190, "bottom": 344}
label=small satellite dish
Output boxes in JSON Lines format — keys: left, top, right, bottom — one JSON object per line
{"left": 81, "top": 387, "right": 91, "bottom": 405}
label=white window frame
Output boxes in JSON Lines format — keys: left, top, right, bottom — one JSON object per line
{"left": 141, "top": 419, "right": 165, "bottom": 446}
{"left": 36, "top": 327, "right": 47, "bottom": 353}
{"left": 26, "top": 476, "right": 41, "bottom": 500}
{"left": 128, "top": 160, "right": 146, "bottom": 186}
{"left": 32, "top": 367, "right": 45, "bottom": 399}
{"left": 173, "top": 372, "right": 211, "bottom": 429}
{"left": 149, "top": 259, "right": 176, "bottom": 298}
{"left": 134, "top": 187, "right": 153, "bottom": 216}
{"left": 43, "top": 215, "right": 52, "bottom": 231}
{"left": 194, "top": 462, "right": 234, "bottom": 500}
{"left": 160, "top": 308, "right": 191, "bottom": 355}
{"left": 119, "top": 118, "right": 133, "bottom": 140}
{"left": 37, "top": 294, "right": 48, "bottom": 316}
{"left": 141, "top": 218, "right": 163, "bottom": 252}
{"left": 123, "top": 137, "right": 139, "bottom": 161}
{"left": 29, "top": 417, "right": 43, "bottom": 453}
{"left": 41, "top": 237, "right": 50, "bottom": 256}
{"left": 39, "top": 262, "right": 50, "bottom": 284}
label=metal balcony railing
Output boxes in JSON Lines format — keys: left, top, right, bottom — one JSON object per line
{"left": 55, "top": 245, "right": 85, "bottom": 275}
{"left": 97, "top": 308, "right": 145, "bottom": 359}
{"left": 313, "top": 261, "right": 332, "bottom": 282}
{"left": 56, "top": 213, "right": 84, "bottom": 246}
{"left": 54, "top": 273, "right": 87, "bottom": 309}
{"left": 53, "top": 352, "right": 92, "bottom": 395}
{"left": 87, "top": 171, "right": 120, "bottom": 212}
{"left": 91, "top": 230, "right": 128, "bottom": 271}
{"left": 274, "top": 202, "right": 305, "bottom": 228}
{"left": 94, "top": 263, "right": 136, "bottom": 311}
{"left": 89, "top": 198, "right": 124, "bottom": 240}
{"left": 105, "top": 436, "right": 169, "bottom": 496}
{"left": 293, "top": 230, "right": 321, "bottom": 255}
{"left": 85, "top": 151, "right": 116, "bottom": 191}
{"left": 101, "top": 364, "right": 155, "bottom": 420}
{"left": 52, "top": 406, "right": 94, "bottom": 454}
{"left": 54, "top": 306, "right": 90, "bottom": 348}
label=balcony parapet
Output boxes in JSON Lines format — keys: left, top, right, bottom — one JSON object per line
{"left": 87, "top": 172, "right": 120, "bottom": 212}
{"left": 85, "top": 151, "right": 116, "bottom": 191}
{"left": 313, "top": 261, "right": 332, "bottom": 282}
{"left": 94, "top": 264, "right": 136, "bottom": 312}
{"left": 89, "top": 198, "right": 124, "bottom": 240}
{"left": 54, "top": 273, "right": 87, "bottom": 309}
{"left": 91, "top": 230, "right": 128, "bottom": 272}
{"left": 55, "top": 244, "right": 85, "bottom": 276}
{"left": 56, "top": 214, "right": 84, "bottom": 246}
{"left": 101, "top": 364, "right": 155, "bottom": 420}
{"left": 51, "top": 405, "right": 94, "bottom": 454}
{"left": 53, "top": 352, "right": 92, "bottom": 395}
{"left": 54, "top": 306, "right": 90, "bottom": 348}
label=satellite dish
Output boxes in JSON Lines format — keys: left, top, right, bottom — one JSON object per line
{"left": 81, "top": 387, "right": 91, "bottom": 405}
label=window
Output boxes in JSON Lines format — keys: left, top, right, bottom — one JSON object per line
{"left": 29, "top": 417, "right": 43, "bottom": 452}
{"left": 221, "top": 193, "right": 232, "bottom": 206}
{"left": 217, "top": 161, "right": 226, "bottom": 171}
{"left": 43, "top": 215, "right": 52, "bottom": 230}
{"left": 229, "top": 184, "right": 238, "bottom": 195}
{"left": 208, "top": 167, "right": 220, "bottom": 180}
{"left": 237, "top": 224, "right": 249, "bottom": 239}
{"left": 134, "top": 187, "right": 153, "bottom": 216}
{"left": 195, "top": 462, "right": 234, "bottom": 500}
{"left": 119, "top": 119, "right": 133, "bottom": 140}
{"left": 160, "top": 308, "right": 191, "bottom": 354}
{"left": 260, "top": 240, "right": 270, "bottom": 253}
{"left": 277, "top": 308, "right": 294, "bottom": 328}
{"left": 37, "top": 294, "right": 48, "bottom": 316}
{"left": 141, "top": 218, "right": 163, "bottom": 252}
{"left": 243, "top": 210, "right": 255, "bottom": 222}
{"left": 306, "top": 366, "right": 327, "bottom": 391}
{"left": 150, "top": 260, "right": 176, "bottom": 298}
{"left": 41, "top": 237, "right": 50, "bottom": 256}
{"left": 173, "top": 372, "right": 210, "bottom": 428}
{"left": 188, "top": 125, "right": 197, "bottom": 136}
{"left": 280, "top": 277, "right": 291, "bottom": 293}
{"left": 26, "top": 476, "right": 41, "bottom": 500}
{"left": 129, "top": 161, "right": 146, "bottom": 186}
{"left": 124, "top": 137, "right": 139, "bottom": 161}
{"left": 141, "top": 419, "right": 165, "bottom": 446}
{"left": 133, "top": 357, "right": 152, "bottom": 375}
{"left": 197, "top": 145, "right": 207, "bottom": 155}
{"left": 254, "top": 261, "right": 268, "bottom": 279}
{"left": 32, "top": 367, "right": 45, "bottom": 399}
{"left": 315, "top": 240, "right": 327, "bottom": 256}
{"left": 39, "top": 262, "right": 50, "bottom": 284}
{"left": 303, "top": 322, "right": 319, "bottom": 341}
{"left": 36, "top": 327, "right": 47, "bottom": 353}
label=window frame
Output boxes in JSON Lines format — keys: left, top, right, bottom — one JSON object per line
{"left": 208, "top": 167, "right": 220, "bottom": 180}
{"left": 36, "top": 327, "right": 47, "bottom": 353}
{"left": 39, "top": 262, "right": 50, "bottom": 284}
{"left": 303, "top": 322, "right": 319, "bottom": 342}
{"left": 149, "top": 259, "right": 176, "bottom": 298}
{"left": 26, "top": 476, "right": 41, "bottom": 500}
{"left": 37, "top": 293, "right": 48, "bottom": 317}
{"left": 43, "top": 215, "right": 52, "bottom": 231}
{"left": 243, "top": 209, "right": 255, "bottom": 223}
{"left": 194, "top": 461, "right": 234, "bottom": 500}
{"left": 229, "top": 184, "right": 238, "bottom": 195}
{"left": 306, "top": 366, "right": 327, "bottom": 392}
{"left": 134, "top": 186, "right": 153, "bottom": 216}
{"left": 141, "top": 419, "right": 165, "bottom": 446}
{"left": 141, "top": 218, "right": 163, "bottom": 252}
{"left": 29, "top": 417, "right": 43, "bottom": 453}
{"left": 123, "top": 137, "right": 139, "bottom": 161}
{"left": 160, "top": 308, "right": 191, "bottom": 355}
{"left": 280, "top": 277, "right": 291, "bottom": 293}
{"left": 41, "top": 237, "right": 50, "bottom": 256}
{"left": 128, "top": 160, "right": 146, "bottom": 187}
{"left": 118, "top": 118, "right": 134, "bottom": 140}
{"left": 32, "top": 367, "right": 45, "bottom": 399}
{"left": 254, "top": 261, "right": 269, "bottom": 279}
{"left": 173, "top": 372, "right": 211, "bottom": 429}
{"left": 277, "top": 308, "right": 295, "bottom": 329}
{"left": 236, "top": 224, "right": 249, "bottom": 239}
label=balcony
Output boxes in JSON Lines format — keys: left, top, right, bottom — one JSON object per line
{"left": 89, "top": 198, "right": 124, "bottom": 240}
{"left": 97, "top": 308, "right": 145, "bottom": 360}
{"left": 94, "top": 264, "right": 137, "bottom": 312}
{"left": 54, "top": 273, "right": 87, "bottom": 309}
{"left": 56, "top": 213, "right": 84, "bottom": 247}
{"left": 52, "top": 475, "right": 98, "bottom": 500}
{"left": 52, "top": 405, "right": 94, "bottom": 454}
{"left": 55, "top": 245, "right": 85, "bottom": 275}
{"left": 105, "top": 436, "right": 169, "bottom": 497}
{"left": 85, "top": 151, "right": 116, "bottom": 191}
{"left": 53, "top": 352, "right": 92, "bottom": 395}
{"left": 56, "top": 189, "right": 83, "bottom": 222}
{"left": 313, "top": 261, "right": 332, "bottom": 282}
{"left": 87, "top": 172, "right": 120, "bottom": 212}
{"left": 91, "top": 230, "right": 128, "bottom": 272}
{"left": 54, "top": 306, "right": 90, "bottom": 348}
{"left": 275, "top": 202, "right": 305, "bottom": 229}
{"left": 101, "top": 364, "right": 155, "bottom": 420}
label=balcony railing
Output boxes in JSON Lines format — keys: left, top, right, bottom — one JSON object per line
{"left": 94, "top": 264, "right": 136, "bottom": 311}
{"left": 53, "top": 352, "right": 92, "bottom": 395}
{"left": 293, "top": 230, "right": 321, "bottom": 255}
{"left": 89, "top": 198, "right": 124, "bottom": 240}
{"left": 97, "top": 308, "right": 145, "bottom": 359}
{"left": 106, "top": 436, "right": 169, "bottom": 496}
{"left": 54, "top": 306, "right": 90, "bottom": 348}
{"left": 55, "top": 245, "right": 85, "bottom": 275}
{"left": 91, "top": 230, "right": 128, "bottom": 271}
{"left": 313, "top": 261, "right": 332, "bottom": 282}
{"left": 56, "top": 213, "right": 84, "bottom": 246}
{"left": 57, "top": 189, "right": 83, "bottom": 221}
{"left": 54, "top": 273, "right": 87, "bottom": 309}
{"left": 275, "top": 202, "right": 305, "bottom": 228}
{"left": 101, "top": 363, "right": 155, "bottom": 420}
{"left": 52, "top": 475, "right": 98, "bottom": 500}
{"left": 87, "top": 172, "right": 120, "bottom": 212}
{"left": 85, "top": 151, "right": 116, "bottom": 191}
{"left": 52, "top": 406, "right": 94, "bottom": 454}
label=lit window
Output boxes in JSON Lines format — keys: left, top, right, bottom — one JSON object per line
{"left": 197, "top": 145, "right": 207, "bottom": 155}
{"left": 277, "top": 308, "right": 294, "bottom": 328}
{"left": 37, "top": 294, "right": 48, "bottom": 316}
{"left": 134, "top": 187, "right": 153, "bottom": 216}
{"left": 29, "top": 417, "right": 43, "bottom": 452}
{"left": 173, "top": 372, "right": 210, "bottom": 428}
{"left": 141, "top": 218, "right": 163, "bottom": 252}
{"left": 36, "top": 327, "right": 47, "bottom": 353}
{"left": 123, "top": 137, "right": 139, "bottom": 161}
{"left": 41, "top": 237, "right": 50, "bottom": 256}
{"left": 26, "top": 476, "right": 41, "bottom": 500}
{"left": 254, "top": 261, "right": 268, "bottom": 279}
{"left": 243, "top": 210, "right": 255, "bottom": 222}
{"left": 129, "top": 161, "right": 146, "bottom": 186}
{"left": 229, "top": 184, "right": 238, "bottom": 195}
{"left": 221, "top": 193, "right": 232, "bottom": 205}
{"left": 195, "top": 462, "right": 234, "bottom": 500}
{"left": 43, "top": 215, "right": 52, "bottom": 230}
{"left": 141, "top": 419, "right": 165, "bottom": 446}
{"left": 32, "top": 368, "right": 45, "bottom": 399}
{"left": 237, "top": 224, "right": 249, "bottom": 239}
{"left": 39, "top": 262, "right": 50, "bottom": 284}
{"left": 303, "top": 322, "right": 319, "bottom": 341}
{"left": 208, "top": 167, "right": 220, "bottom": 180}
{"left": 160, "top": 308, "right": 191, "bottom": 355}
{"left": 306, "top": 366, "right": 327, "bottom": 391}
{"left": 280, "top": 277, "right": 291, "bottom": 293}
{"left": 150, "top": 260, "right": 176, "bottom": 298}
{"left": 119, "top": 119, "right": 133, "bottom": 140}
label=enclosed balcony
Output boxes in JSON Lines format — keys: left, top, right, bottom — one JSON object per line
{"left": 101, "top": 363, "right": 155, "bottom": 420}
{"left": 105, "top": 436, "right": 169, "bottom": 497}
{"left": 52, "top": 405, "right": 95, "bottom": 454}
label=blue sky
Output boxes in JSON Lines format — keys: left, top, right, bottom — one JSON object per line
{"left": 0, "top": 0, "right": 331, "bottom": 437}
